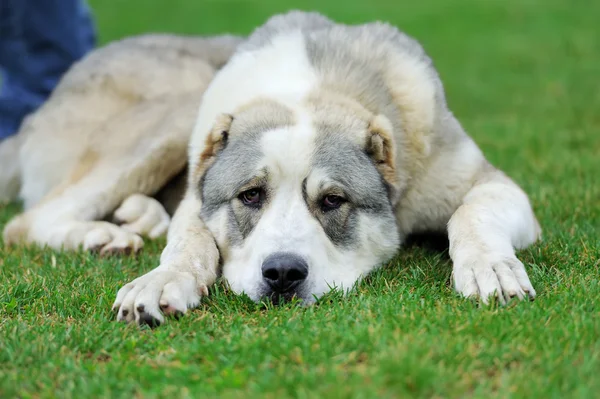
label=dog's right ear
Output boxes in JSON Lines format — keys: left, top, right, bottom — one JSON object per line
{"left": 200, "top": 114, "right": 233, "bottom": 163}
{"left": 194, "top": 113, "right": 233, "bottom": 181}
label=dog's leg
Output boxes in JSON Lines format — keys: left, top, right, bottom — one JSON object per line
{"left": 112, "top": 193, "right": 218, "bottom": 326}
{"left": 3, "top": 133, "right": 188, "bottom": 254}
{"left": 3, "top": 195, "right": 145, "bottom": 255}
{"left": 448, "top": 168, "right": 541, "bottom": 304}
{"left": 3, "top": 159, "right": 176, "bottom": 254}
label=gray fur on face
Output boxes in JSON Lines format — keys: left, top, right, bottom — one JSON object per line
{"left": 200, "top": 131, "right": 263, "bottom": 217}
{"left": 200, "top": 101, "right": 294, "bottom": 242}
{"left": 201, "top": 138, "right": 267, "bottom": 246}
{"left": 304, "top": 30, "right": 398, "bottom": 122}
{"left": 240, "top": 11, "right": 437, "bottom": 141}
{"left": 310, "top": 124, "right": 397, "bottom": 247}
{"left": 229, "top": 99, "right": 295, "bottom": 138}
{"left": 228, "top": 172, "right": 270, "bottom": 241}
{"left": 203, "top": 11, "right": 434, "bottom": 252}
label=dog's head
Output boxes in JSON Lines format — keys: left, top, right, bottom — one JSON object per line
{"left": 197, "top": 98, "right": 400, "bottom": 303}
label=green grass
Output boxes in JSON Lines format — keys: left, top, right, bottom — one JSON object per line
{"left": 1, "top": 0, "right": 599, "bottom": 397}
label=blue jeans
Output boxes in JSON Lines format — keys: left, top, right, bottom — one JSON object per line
{"left": 0, "top": 0, "right": 96, "bottom": 139}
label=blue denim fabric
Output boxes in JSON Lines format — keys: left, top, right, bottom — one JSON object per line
{"left": 0, "top": 0, "right": 96, "bottom": 139}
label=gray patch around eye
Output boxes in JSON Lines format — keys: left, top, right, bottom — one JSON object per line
{"left": 302, "top": 178, "right": 356, "bottom": 247}
{"left": 200, "top": 131, "right": 264, "bottom": 220}
{"left": 311, "top": 129, "right": 396, "bottom": 247}
{"left": 200, "top": 100, "right": 294, "bottom": 250}
{"left": 314, "top": 128, "right": 392, "bottom": 211}
{"left": 201, "top": 137, "right": 266, "bottom": 247}
{"left": 200, "top": 100, "right": 294, "bottom": 221}
{"left": 324, "top": 207, "right": 359, "bottom": 247}
{"left": 224, "top": 205, "right": 243, "bottom": 246}
{"left": 230, "top": 199, "right": 264, "bottom": 240}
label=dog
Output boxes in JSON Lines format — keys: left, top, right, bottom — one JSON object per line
{"left": 0, "top": 11, "right": 541, "bottom": 326}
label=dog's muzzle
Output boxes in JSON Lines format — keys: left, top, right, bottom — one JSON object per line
{"left": 261, "top": 252, "right": 308, "bottom": 301}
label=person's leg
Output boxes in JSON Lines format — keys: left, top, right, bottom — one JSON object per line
{"left": 0, "top": 0, "right": 28, "bottom": 139}
{"left": 0, "top": 0, "right": 96, "bottom": 140}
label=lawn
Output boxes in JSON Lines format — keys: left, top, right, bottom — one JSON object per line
{"left": 1, "top": 0, "right": 599, "bottom": 397}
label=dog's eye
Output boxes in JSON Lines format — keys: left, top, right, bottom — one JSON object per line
{"left": 239, "top": 188, "right": 262, "bottom": 207}
{"left": 321, "top": 194, "right": 345, "bottom": 211}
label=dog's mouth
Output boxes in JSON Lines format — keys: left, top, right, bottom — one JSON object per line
{"left": 260, "top": 287, "right": 306, "bottom": 305}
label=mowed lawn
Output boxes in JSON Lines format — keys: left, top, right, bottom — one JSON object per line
{"left": 1, "top": 0, "right": 599, "bottom": 397}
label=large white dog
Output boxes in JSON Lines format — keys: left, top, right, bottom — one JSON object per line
{"left": 0, "top": 12, "right": 540, "bottom": 326}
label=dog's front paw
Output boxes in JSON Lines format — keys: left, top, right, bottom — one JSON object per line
{"left": 453, "top": 253, "right": 536, "bottom": 305}
{"left": 112, "top": 270, "right": 208, "bottom": 327}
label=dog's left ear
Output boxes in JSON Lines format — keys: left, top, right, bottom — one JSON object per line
{"left": 365, "top": 114, "right": 399, "bottom": 204}
{"left": 194, "top": 113, "right": 233, "bottom": 181}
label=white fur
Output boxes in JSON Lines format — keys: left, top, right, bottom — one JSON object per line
{"left": 113, "top": 269, "right": 203, "bottom": 324}
{"left": 448, "top": 173, "right": 540, "bottom": 303}
{"left": 215, "top": 108, "right": 399, "bottom": 300}
{"left": 215, "top": 113, "right": 323, "bottom": 298}
{"left": 221, "top": 115, "right": 321, "bottom": 298}
{"left": 114, "top": 194, "right": 170, "bottom": 239}
{"left": 113, "top": 32, "right": 323, "bottom": 319}
{"left": 188, "top": 31, "right": 318, "bottom": 177}
{"left": 113, "top": 194, "right": 219, "bottom": 324}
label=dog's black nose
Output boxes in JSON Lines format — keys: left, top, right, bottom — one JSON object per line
{"left": 261, "top": 252, "right": 308, "bottom": 293}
